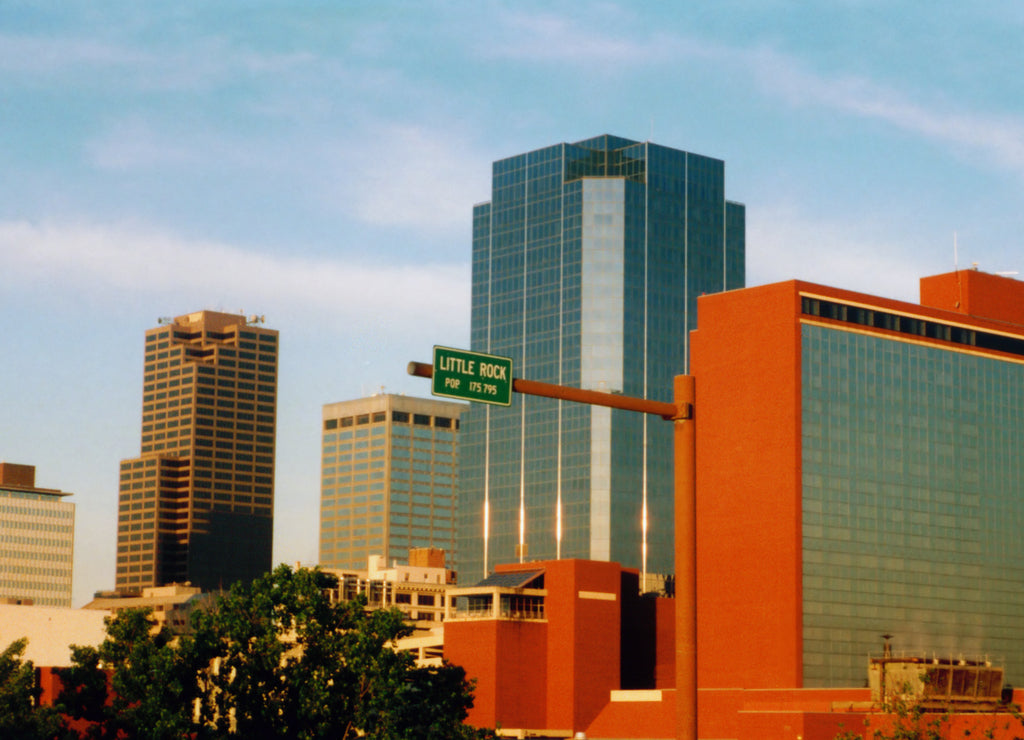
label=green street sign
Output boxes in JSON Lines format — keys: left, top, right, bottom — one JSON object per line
{"left": 432, "top": 346, "right": 513, "bottom": 406}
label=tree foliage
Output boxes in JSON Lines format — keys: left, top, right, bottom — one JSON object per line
{"left": 193, "top": 564, "right": 487, "bottom": 739}
{"left": 48, "top": 564, "right": 491, "bottom": 739}
{"left": 833, "top": 682, "right": 1024, "bottom": 740}
{"left": 57, "top": 607, "right": 212, "bottom": 740}
{"left": 0, "top": 638, "right": 62, "bottom": 740}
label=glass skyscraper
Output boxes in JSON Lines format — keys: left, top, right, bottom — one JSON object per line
{"left": 458, "top": 135, "right": 745, "bottom": 584}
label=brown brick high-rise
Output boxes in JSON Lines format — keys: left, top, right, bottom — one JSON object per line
{"left": 116, "top": 311, "right": 278, "bottom": 594}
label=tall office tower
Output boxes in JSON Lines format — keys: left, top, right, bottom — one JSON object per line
{"left": 0, "top": 463, "right": 75, "bottom": 607}
{"left": 320, "top": 394, "right": 464, "bottom": 570}
{"left": 692, "top": 270, "right": 1024, "bottom": 689}
{"left": 116, "top": 311, "right": 278, "bottom": 594}
{"left": 459, "top": 135, "right": 745, "bottom": 583}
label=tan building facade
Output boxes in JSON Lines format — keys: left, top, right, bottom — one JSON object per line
{"left": 116, "top": 311, "right": 278, "bottom": 594}
{"left": 0, "top": 603, "right": 107, "bottom": 666}
{"left": 85, "top": 583, "right": 212, "bottom": 633}
{"left": 319, "top": 394, "right": 465, "bottom": 570}
{"left": 0, "top": 463, "right": 75, "bottom": 607}
{"left": 322, "top": 547, "right": 457, "bottom": 666}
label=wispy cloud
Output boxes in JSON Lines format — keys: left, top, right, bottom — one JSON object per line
{"left": 746, "top": 47, "right": 1024, "bottom": 174}
{"left": 478, "top": 8, "right": 671, "bottom": 65}
{"left": 0, "top": 220, "right": 469, "bottom": 333}
{"left": 0, "top": 25, "right": 319, "bottom": 95}
{"left": 84, "top": 113, "right": 488, "bottom": 240}
{"left": 321, "top": 124, "right": 490, "bottom": 233}
{"left": 745, "top": 202, "right": 945, "bottom": 302}
{"left": 87, "top": 117, "right": 207, "bottom": 170}
{"left": 0, "top": 33, "right": 147, "bottom": 75}
{"left": 478, "top": 6, "right": 1024, "bottom": 177}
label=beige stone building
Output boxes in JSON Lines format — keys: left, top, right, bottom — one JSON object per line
{"left": 0, "top": 603, "right": 107, "bottom": 666}
{"left": 321, "top": 547, "right": 456, "bottom": 666}
{"left": 319, "top": 394, "right": 465, "bottom": 571}
{"left": 84, "top": 583, "right": 214, "bottom": 633}
{"left": 0, "top": 463, "right": 75, "bottom": 607}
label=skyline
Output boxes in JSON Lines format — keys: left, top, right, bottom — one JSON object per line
{"left": 2, "top": 2, "right": 1023, "bottom": 605}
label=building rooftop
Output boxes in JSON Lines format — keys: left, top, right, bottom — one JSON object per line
{"left": 0, "top": 462, "right": 70, "bottom": 496}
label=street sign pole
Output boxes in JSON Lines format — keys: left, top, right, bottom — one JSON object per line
{"left": 408, "top": 360, "right": 681, "bottom": 419}
{"left": 409, "top": 355, "right": 696, "bottom": 740}
{"left": 675, "top": 375, "right": 697, "bottom": 740}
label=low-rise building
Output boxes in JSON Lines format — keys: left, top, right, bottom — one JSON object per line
{"left": 443, "top": 558, "right": 675, "bottom": 739}
{"left": 321, "top": 547, "right": 456, "bottom": 665}
{"left": 83, "top": 583, "right": 213, "bottom": 633}
{"left": 0, "top": 603, "right": 107, "bottom": 666}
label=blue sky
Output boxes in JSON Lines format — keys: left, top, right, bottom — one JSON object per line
{"left": 3, "top": 1, "right": 1023, "bottom": 606}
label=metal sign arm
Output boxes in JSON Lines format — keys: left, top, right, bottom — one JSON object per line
{"left": 407, "top": 361, "right": 687, "bottom": 420}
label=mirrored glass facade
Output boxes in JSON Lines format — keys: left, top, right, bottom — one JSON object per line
{"left": 802, "top": 322, "right": 1024, "bottom": 686}
{"left": 459, "top": 135, "right": 745, "bottom": 583}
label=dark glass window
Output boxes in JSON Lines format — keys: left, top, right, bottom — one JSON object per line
{"left": 801, "top": 296, "right": 1024, "bottom": 359}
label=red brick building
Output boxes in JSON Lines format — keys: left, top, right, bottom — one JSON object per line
{"left": 448, "top": 269, "right": 1024, "bottom": 739}
{"left": 444, "top": 558, "right": 674, "bottom": 738}
{"left": 689, "top": 269, "right": 1024, "bottom": 738}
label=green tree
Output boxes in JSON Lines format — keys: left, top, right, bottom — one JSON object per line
{"left": 194, "top": 564, "right": 490, "bottom": 739}
{"left": 102, "top": 608, "right": 210, "bottom": 739}
{"left": 57, "top": 608, "right": 214, "bottom": 740}
{"left": 53, "top": 644, "right": 108, "bottom": 738}
{"left": 0, "top": 637, "right": 63, "bottom": 740}
{"left": 56, "top": 565, "right": 492, "bottom": 739}
{"left": 833, "top": 684, "right": 1024, "bottom": 740}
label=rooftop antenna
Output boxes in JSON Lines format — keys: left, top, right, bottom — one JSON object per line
{"left": 954, "top": 233, "right": 963, "bottom": 309}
